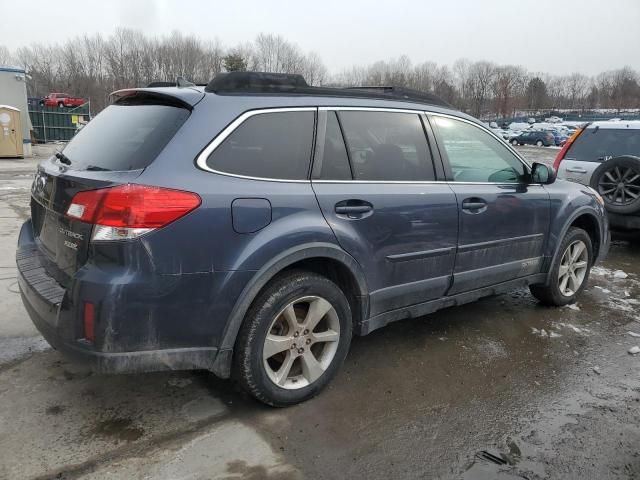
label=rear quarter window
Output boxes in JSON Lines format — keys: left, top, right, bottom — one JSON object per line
{"left": 62, "top": 104, "right": 190, "bottom": 171}
{"left": 206, "top": 110, "right": 315, "bottom": 180}
{"left": 567, "top": 128, "right": 640, "bottom": 162}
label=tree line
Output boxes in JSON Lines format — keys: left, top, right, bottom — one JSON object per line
{"left": 1, "top": 29, "right": 639, "bottom": 118}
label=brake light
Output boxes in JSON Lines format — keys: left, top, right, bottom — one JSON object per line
{"left": 66, "top": 184, "right": 201, "bottom": 241}
{"left": 553, "top": 127, "right": 583, "bottom": 172}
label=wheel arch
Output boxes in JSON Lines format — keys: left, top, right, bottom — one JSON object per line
{"left": 211, "top": 242, "right": 369, "bottom": 378}
{"left": 544, "top": 208, "right": 603, "bottom": 284}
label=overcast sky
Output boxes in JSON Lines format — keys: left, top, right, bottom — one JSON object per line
{"left": 1, "top": 0, "right": 639, "bottom": 76}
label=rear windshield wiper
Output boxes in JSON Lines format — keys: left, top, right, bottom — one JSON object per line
{"left": 55, "top": 151, "right": 72, "bottom": 166}
{"left": 84, "top": 165, "right": 111, "bottom": 172}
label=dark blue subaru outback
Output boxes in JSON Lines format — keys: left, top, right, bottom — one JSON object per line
{"left": 17, "top": 73, "right": 609, "bottom": 406}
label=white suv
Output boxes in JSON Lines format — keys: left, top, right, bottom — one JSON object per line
{"left": 555, "top": 120, "right": 640, "bottom": 229}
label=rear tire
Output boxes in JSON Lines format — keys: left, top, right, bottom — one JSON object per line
{"left": 233, "top": 270, "right": 352, "bottom": 407}
{"left": 530, "top": 227, "right": 593, "bottom": 306}
{"left": 58, "top": 102, "right": 64, "bottom": 108}
{"left": 589, "top": 156, "right": 640, "bottom": 214}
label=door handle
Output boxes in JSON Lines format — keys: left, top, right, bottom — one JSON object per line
{"left": 461, "top": 198, "right": 487, "bottom": 212}
{"left": 335, "top": 205, "right": 372, "bottom": 214}
{"left": 566, "top": 167, "right": 587, "bottom": 174}
{"left": 334, "top": 200, "right": 373, "bottom": 217}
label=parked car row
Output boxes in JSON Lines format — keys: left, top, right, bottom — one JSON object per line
{"left": 488, "top": 122, "right": 582, "bottom": 147}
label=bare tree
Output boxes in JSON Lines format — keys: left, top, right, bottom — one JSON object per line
{"left": 0, "top": 45, "right": 14, "bottom": 65}
{"left": 467, "top": 61, "right": 497, "bottom": 117}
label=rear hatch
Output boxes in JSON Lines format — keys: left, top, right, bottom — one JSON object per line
{"left": 556, "top": 126, "right": 640, "bottom": 185}
{"left": 30, "top": 93, "right": 192, "bottom": 287}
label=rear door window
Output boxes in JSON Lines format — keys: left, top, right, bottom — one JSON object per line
{"left": 206, "top": 110, "right": 315, "bottom": 180}
{"left": 337, "top": 111, "right": 435, "bottom": 181}
{"left": 566, "top": 128, "right": 640, "bottom": 162}
{"left": 62, "top": 103, "right": 190, "bottom": 171}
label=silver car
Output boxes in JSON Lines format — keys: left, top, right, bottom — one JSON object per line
{"left": 555, "top": 121, "right": 640, "bottom": 230}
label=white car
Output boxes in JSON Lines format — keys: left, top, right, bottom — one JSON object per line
{"left": 545, "top": 116, "right": 563, "bottom": 123}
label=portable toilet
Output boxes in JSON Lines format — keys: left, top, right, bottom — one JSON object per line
{"left": 0, "top": 66, "right": 32, "bottom": 156}
{"left": 0, "top": 105, "right": 23, "bottom": 158}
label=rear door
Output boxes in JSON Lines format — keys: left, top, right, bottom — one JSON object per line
{"left": 30, "top": 98, "right": 190, "bottom": 286}
{"left": 558, "top": 126, "right": 640, "bottom": 186}
{"left": 312, "top": 108, "right": 458, "bottom": 317}
{"left": 430, "top": 114, "right": 550, "bottom": 295}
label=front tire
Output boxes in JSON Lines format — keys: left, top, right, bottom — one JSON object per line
{"left": 536, "top": 140, "right": 544, "bottom": 147}
{"left": 233, "top": 270, "right": 352, "bottom": 407}
{"left": 511, "top": 139, "right": 518, "bottom": 146}
{"left": 530, "top": 227, "right": 593, "bottom": 306}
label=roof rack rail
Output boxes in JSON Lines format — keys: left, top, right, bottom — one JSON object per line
{"left": 204, "top": 72, "right": 451, "bottom": 108}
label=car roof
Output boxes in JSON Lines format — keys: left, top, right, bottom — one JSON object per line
{"left": 113, "top": 72, "right": 481, "bottom": 126}
{"left": 113, "top": 85, "right": 480, "bottom": 126}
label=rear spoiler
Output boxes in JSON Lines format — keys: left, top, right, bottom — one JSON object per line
{"left": 110, "top": 87, "right": 205, "bottom": 110}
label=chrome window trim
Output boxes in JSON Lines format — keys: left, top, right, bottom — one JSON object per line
{"left": 195, "top": 107, "right": 316, "bottom": 183}
{"left": 319, "top": 106, "right": 424, "bottom": 114}
{"left": 195, "top": 105, "right": 537, "bottom": 186}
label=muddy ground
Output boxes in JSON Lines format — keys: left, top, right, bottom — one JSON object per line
{"left": 0, "top": 145, "right": 638, "bottom": 480}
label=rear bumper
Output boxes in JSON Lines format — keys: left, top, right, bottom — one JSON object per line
{"left": 16, "top": 219, "right": 251, "bottom": 374}
{"left": 608, "top": 212, "right": 640, "bottom": 231}
{"left": 19, "top": 284, "right": 217, "bottom": 373}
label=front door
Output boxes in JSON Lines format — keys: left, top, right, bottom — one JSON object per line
{"left": 430, "top": 115, "right": 550, "bottom": 295}
{"left": 312, "top": 109, "right": 458, "bottom": 317}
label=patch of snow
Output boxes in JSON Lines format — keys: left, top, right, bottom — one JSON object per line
{"left": 557, "top": 323, "right": 591, "bottom": 335}
{"left": 594, "top": 286, "right": 612, "bottom": 294}
{"left": 627, "top": 331, "right": 640, "bottom": 338}
{"left": 549, "top": 331, "right": 562, "bottom": 338}
{"left": 592, "top": 366, "right": 601, "bottom": 374}
{"left": 565, "top": 304, "right": 580, "bottom": 311}
{"left": 629, "top": 346, "right": 640, "bottom": 355}
{"left": 613, "top": 270, "right": 629, "bottom": 279}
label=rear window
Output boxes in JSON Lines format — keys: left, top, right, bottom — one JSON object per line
{"left": 61, "top": 104, "right": 189, "bottom": 171}
{"left": 206, "top": 111, "right": 315, "bottom": 180}
{"left": 567, "top": 128, "right": 640, "bottom": 162}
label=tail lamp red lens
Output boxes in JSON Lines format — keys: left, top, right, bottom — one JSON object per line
{"left": 66, "top": 184, "right": 201, "bottom": 240}
{"left": 83, "top": 302, "right": 95, "bottom": 343}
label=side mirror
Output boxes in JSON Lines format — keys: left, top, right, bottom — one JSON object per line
{"left": 531, "top": 162, "right": 556, "bottom": 185}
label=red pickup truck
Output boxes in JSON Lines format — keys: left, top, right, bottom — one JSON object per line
{"left": 41, "top": 93, "right": 86, "bottom": 108}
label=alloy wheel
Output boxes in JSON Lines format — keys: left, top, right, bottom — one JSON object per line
{"left": 558, "top": 240, "right": 589, "bottom": 297}
{"left": 263, "top": 296, "right": 340, "bottom": 389}
{"left": 597, "top": 166, "right": 640, "bottom": 205}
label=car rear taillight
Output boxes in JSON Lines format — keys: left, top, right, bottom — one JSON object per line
{"left": 553, "top": 127, "right": 584, "bottom": 172}
{"left": 66, "top": 184, "right": 201, "bottom": 241}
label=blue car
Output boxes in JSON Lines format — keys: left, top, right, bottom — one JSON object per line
{"left": 17, "top": 72, "right": 609, "bottom": 406}
{"left": 550, "top": 129, "right": 569, "bottom": 146}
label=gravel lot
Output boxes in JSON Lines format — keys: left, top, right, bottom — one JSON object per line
{"left": 0, "top": 145, "right": 638, "bottom": 479}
